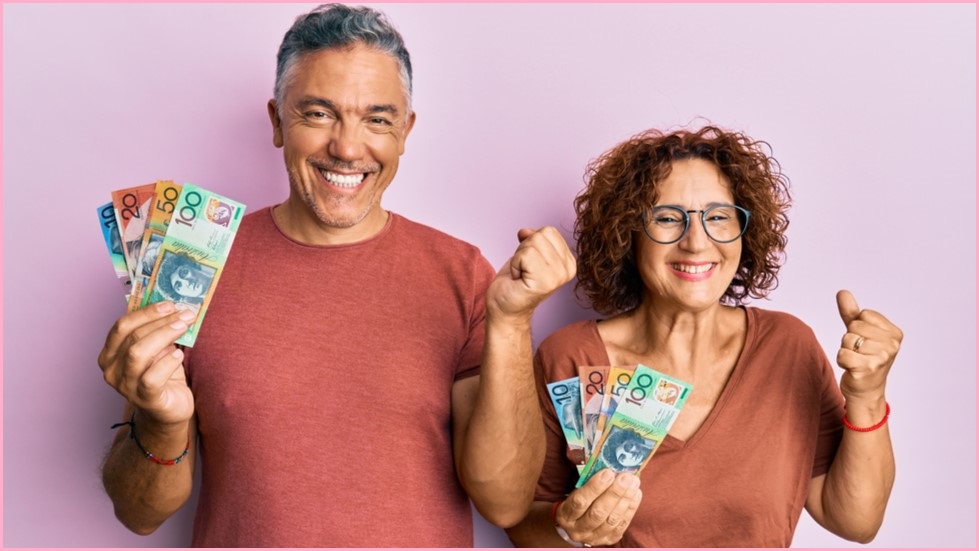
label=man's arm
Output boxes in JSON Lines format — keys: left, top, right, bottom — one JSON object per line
{"left": 452, "top": 227, "right": 576, "bottom": 528}
{"left": 102, "top": 407, "right": 197, "bottom": 534}
{"left": 98, "top": 302, "right": 199, "bottom": 534}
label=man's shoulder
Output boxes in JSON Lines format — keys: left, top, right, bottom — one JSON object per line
{"left": 391, "top": 213, "right": 484, "bottom": 256}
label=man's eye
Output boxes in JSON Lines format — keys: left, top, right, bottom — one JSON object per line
{"left": 305, "top": 111, "right": 332, "bottom": 120}
{"left": 368, "top": 117, "right": 392, "bottom": 126}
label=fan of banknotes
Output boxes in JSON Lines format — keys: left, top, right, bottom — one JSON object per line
{"left": 97, "top": 181, "right": 246, "bottom": 347}
{"left": 546, "top": 364, "right": 693, "bottom": 486}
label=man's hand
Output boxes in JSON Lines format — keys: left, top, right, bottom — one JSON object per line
{"left": 487, "top": 226, "right": 576, "bottom": 324}
{"left": 98, "top": 301, "right": 196, "bottom": 427}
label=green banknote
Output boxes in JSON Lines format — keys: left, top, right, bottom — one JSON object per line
{"left": 97, "top": 201, "right": 132, "bottom": 294}
{"left": 576, "top": 364, "right": 692, "bottom": 487}
{"left": 128, "top": 180, "right": 183, "bottom": 311}
{"left": 142, "top": 183, "right": 245, "bottom": 347}
{"left": 546, "top": 377, "right": 587, "bottom": 473}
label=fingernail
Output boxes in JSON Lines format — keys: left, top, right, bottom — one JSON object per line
{"left": 171, "top": 348, "right": 184, "bottom": 360}
{"left": 170, "top": 321, "right": 188, "bottom": 331}
{"left": 178, "top": 310, "right": 196, "bottom": 322}
{"left": 619, "top": 475, "right": 639, "bottom": 489}
{"left": 599, "top": 469, "right": 614, "bottom": 483}
{"left": 155, "top": 302, "right": 175, "bottom": 313}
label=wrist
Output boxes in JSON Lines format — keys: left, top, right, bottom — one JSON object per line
{"left": 841, "top": 396, "right": 888, "bottom": 427}
{"left": 132, "top": 410, "right": 190, "bottom": 450}
{"left": 843, "top": 401, "right": 891, "bottom": 433}
{"left": 555, "top": 524, "right": 588, "bottom": 548}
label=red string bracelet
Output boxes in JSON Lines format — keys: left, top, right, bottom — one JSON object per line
{"left": 111, "top": 413, "right": 190, "bottom": 466}
{"left": 843, "top": 402, "right": 890, "bottom": 432}
{"left": 551, "top": 499, "right": 564, "bottom": 523}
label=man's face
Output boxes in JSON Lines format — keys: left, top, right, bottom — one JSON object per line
{"left": 269, "top": 44, "right": 415, "bottom": 243}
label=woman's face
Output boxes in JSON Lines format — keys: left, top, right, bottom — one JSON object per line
{"left": 636, "top": 158, "right": 742, "bottom": 313}
{"left": 615, "top": 440, "right": 647, "bottom": 468}
{"left": 170, "top": 266, "right": 207, "bottom": 298}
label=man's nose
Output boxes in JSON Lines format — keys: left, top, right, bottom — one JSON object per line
{"left": 327, "top": 122, "right": 366, "bottom": 161}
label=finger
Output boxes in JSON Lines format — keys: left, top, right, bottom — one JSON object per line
{"left": 135, "top": 347, "right": 187, "bottom": 404}
{"left": 105, "top": 309, "right": 194, "bottom": 389}
{"left": 575, "top": 472, "right": 640, "bottom": 534}
{"left": 595, "top": 478, "right": 642, "bottom": 541}
{"left": 509, "top": 228, "right": 566, "bottom": 281}
{"left": 836, "top": 289, "right": 860, "bottom": 326}
{"left": 516, "top": 227, "right": 537, "bottom": 242}
{"left": 101, "top": 302, "right": 179, "bottom": 364}
{"left": 560, "top": 469, "right": 616, "bottom": 523}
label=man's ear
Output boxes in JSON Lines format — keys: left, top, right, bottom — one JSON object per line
{"left": 399, "top": 111, "right": 417, "bottom": 155}
{"left": 267, "top": 100, "right": 284, "bottom": 148}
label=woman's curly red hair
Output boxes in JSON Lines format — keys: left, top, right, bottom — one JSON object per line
{"left": 573, "top": 125, "right": 791, "bottom": 315}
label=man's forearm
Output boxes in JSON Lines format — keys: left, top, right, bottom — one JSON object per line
{"left": 102, "top": 409, "right": 195, "bottom": 535}
{"left": 459, "top": 317, "right": 545, "bottom": 528}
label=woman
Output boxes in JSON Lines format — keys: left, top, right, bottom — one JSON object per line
{"left": 506, "top": 126, "right": 901, "bottom": 547}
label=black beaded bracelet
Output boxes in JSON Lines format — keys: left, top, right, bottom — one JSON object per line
{"left": 110, "top": 413, "right": 189, "bottom": 466}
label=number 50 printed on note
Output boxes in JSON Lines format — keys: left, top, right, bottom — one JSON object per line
{"left": 143, "top": 183, "right": 245, "bottom": 347}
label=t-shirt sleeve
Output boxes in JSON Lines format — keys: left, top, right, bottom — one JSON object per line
{"left": 454, "top": 254, "right": 497, "bottom": 381}
{"left": 811, "top": 346, "right": 845, "bottom": 478}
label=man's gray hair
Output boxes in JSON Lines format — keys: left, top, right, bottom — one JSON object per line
{"left": 274, "top": 3, "right": 413, "bottom": 112}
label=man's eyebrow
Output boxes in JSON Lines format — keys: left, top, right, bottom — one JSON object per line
{"left": 295, "top": 97, "right": 337, "bottom": 111}
{"left": 366, "top": 104, "right": 400, "bottom": 116}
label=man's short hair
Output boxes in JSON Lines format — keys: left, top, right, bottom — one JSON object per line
{"left": 274, "top": 3, "right": 413, "bottom": 111}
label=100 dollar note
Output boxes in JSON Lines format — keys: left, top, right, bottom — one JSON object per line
{"left": 142, "top": 183, "right": 245, "bottom": 347}
{"left": 577, "top": 364, "right": 692, "bottom": 487}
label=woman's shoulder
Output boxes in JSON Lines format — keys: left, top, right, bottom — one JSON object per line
{"left": 745, "top": 306, "right": 823, "bottom": 356}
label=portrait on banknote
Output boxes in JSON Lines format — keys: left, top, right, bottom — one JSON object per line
{"left": 149, "top": 250, "right": 217, "bottom": 309}
{"left": 600, "top": 426, "right": 657, "bottom": 472}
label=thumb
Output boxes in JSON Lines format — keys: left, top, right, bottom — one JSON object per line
{"left": 516, "top": 227, "right": 536, "bottom": 242}
{"left": 836, "top": 289, "right": 861, "bottom": 326}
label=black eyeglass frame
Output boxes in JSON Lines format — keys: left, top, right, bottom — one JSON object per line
{"left": 641, "top": 204, "right": 752, "bottom": 245}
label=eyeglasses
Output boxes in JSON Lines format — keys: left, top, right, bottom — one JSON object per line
{"left": 642, "top": 204, "right": 751, "bottom": 244}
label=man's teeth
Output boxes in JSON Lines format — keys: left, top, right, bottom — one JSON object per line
{"left": 673, "top": 263, "right": 713, "bottom": 274}
{"left": 322, "top": 171, "right": 365, "bottom": 188}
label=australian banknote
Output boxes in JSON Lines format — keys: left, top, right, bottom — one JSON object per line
{"left": 97, "top": 201, "right": 132, "bottom": 294}
{"left": 578, "top": 365, "right": 609, "bottom": 458}
{"left": 128, "top": 180, "right": 182, "bottom": 311}
{"left": 576, "top": 364, "right": 692, "bottom": 487}
{"left": 111, "top": 183, "right": 156, "bottom": 281}
{"left": 546, "top": 377, "right": 587, "bottom": 473}
{"left": 597, "top": 365, "right": 636, "bottom": 436}
{"left": 141, "top": 183, "right": 245, "bottom": 346}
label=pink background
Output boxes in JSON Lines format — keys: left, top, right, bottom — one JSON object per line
{"left": 2, "top": 3, "right": 975, "bottom": 548}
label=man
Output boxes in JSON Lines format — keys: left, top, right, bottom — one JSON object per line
{"left": 98, "top": 4, "right": 575, "bottom": 547}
